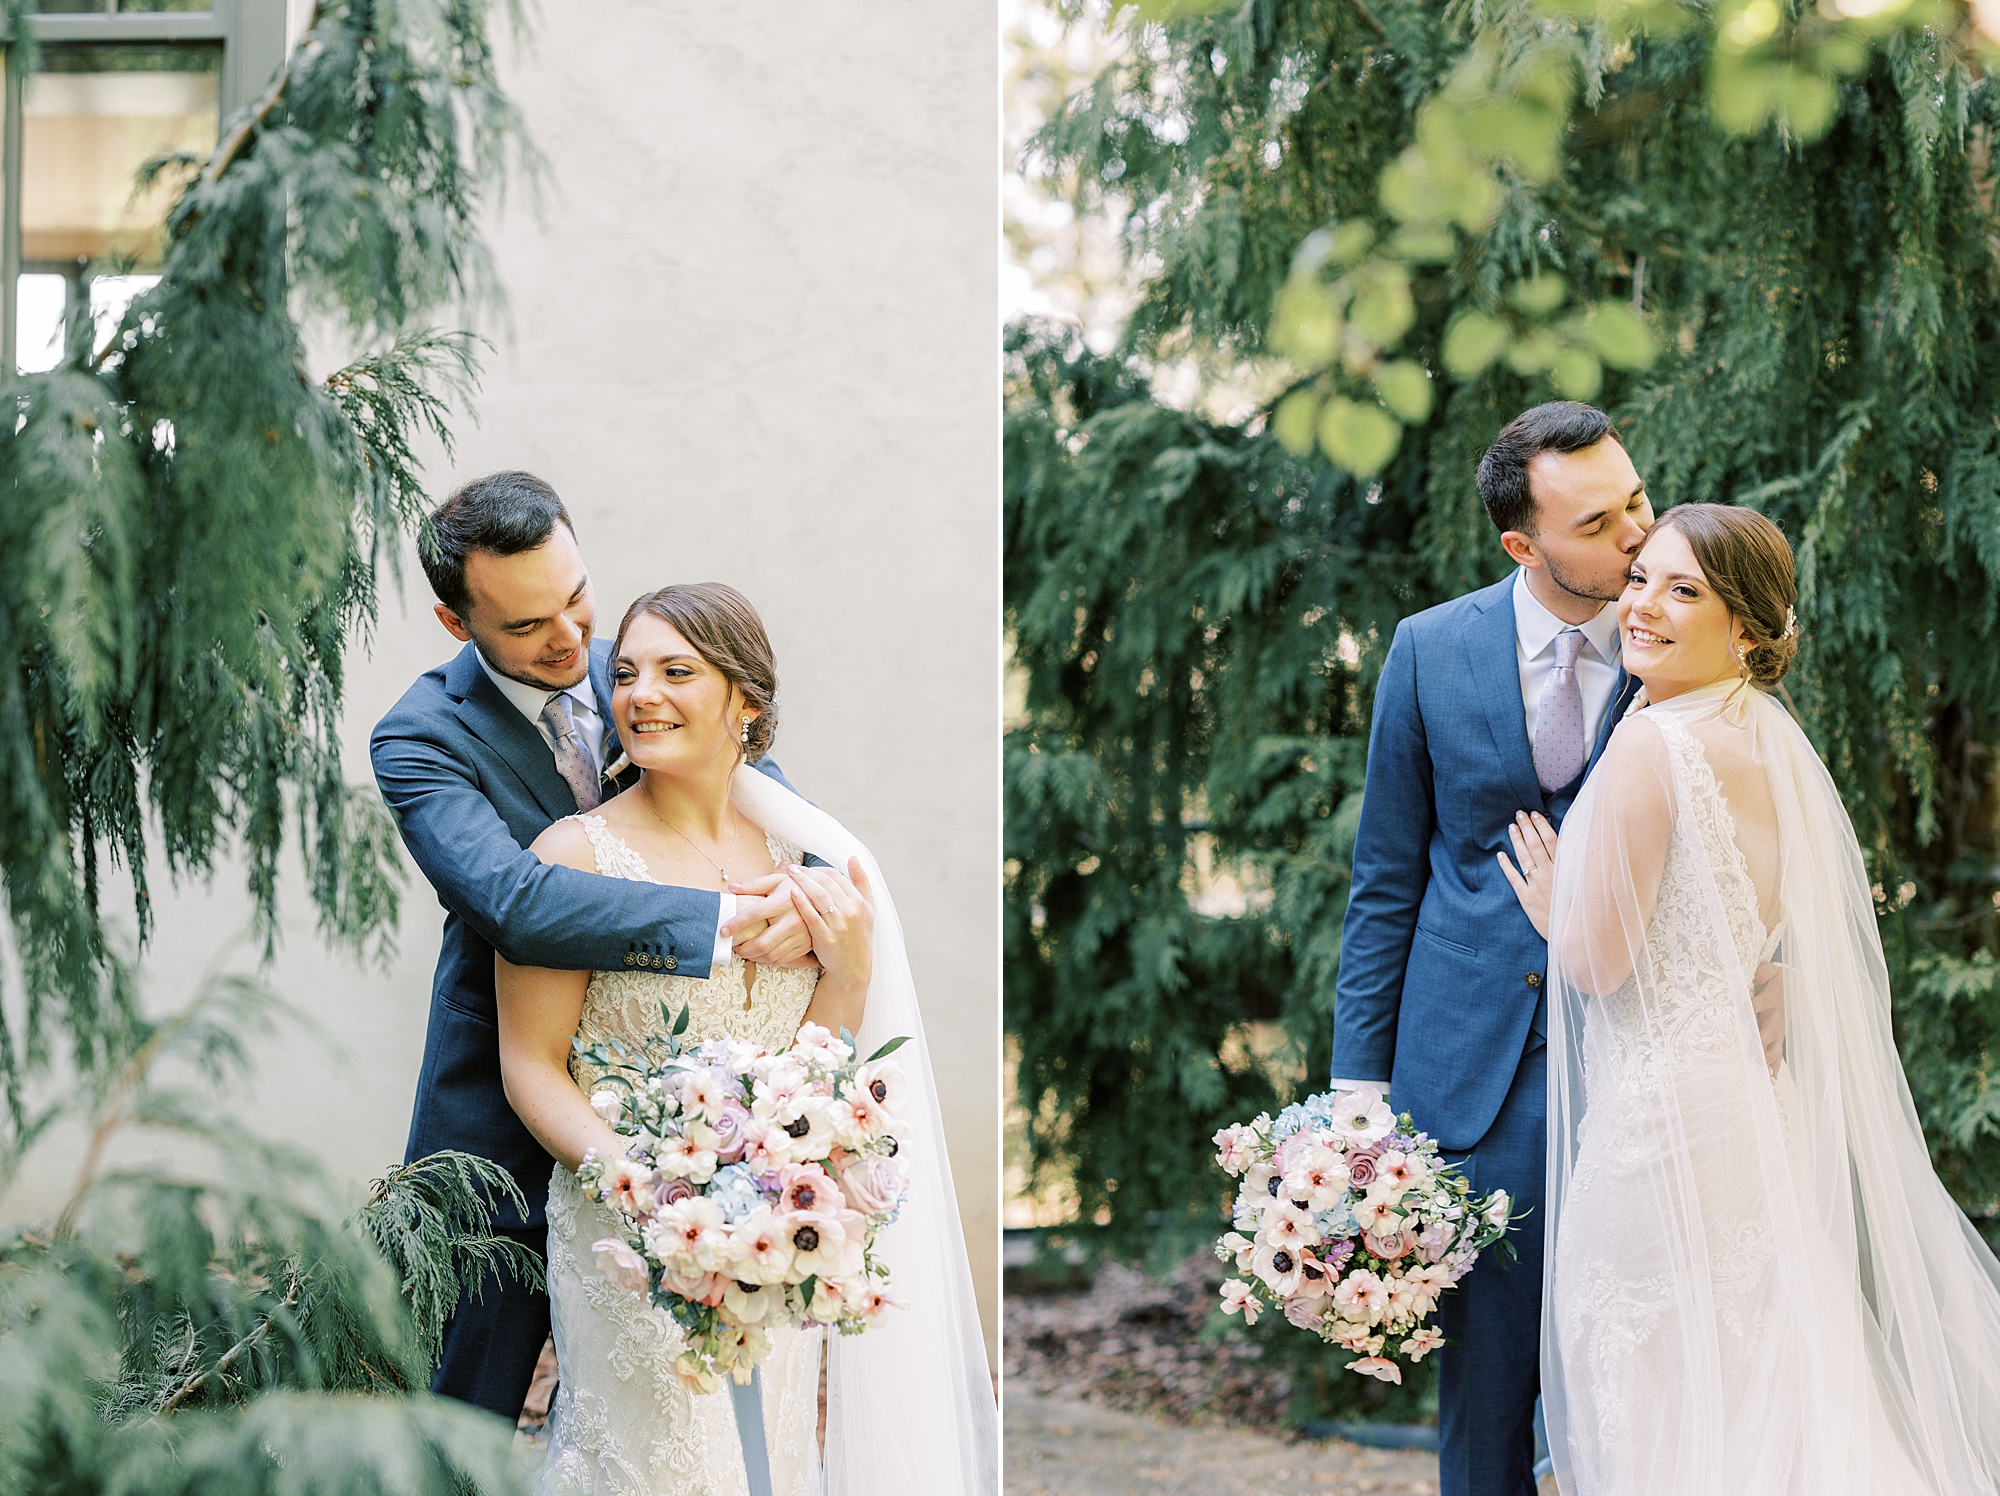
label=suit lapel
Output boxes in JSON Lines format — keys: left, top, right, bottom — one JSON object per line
{"left": 1467, "top": 579, "right": 1547, "bottom": 814}
{"left": 448, "top": 646, "right": 578, "bottom": 821}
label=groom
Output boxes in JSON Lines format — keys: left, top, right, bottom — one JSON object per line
{"left": 1330, "top": 402, "right": 1651, "bottom": 1496}
{"left": 371, "top": 470, "right": 820, "bottom": 1421}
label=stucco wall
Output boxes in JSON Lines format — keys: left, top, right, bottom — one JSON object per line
{"left": 9, "top": 2, "right": 998, "bottom": 1363}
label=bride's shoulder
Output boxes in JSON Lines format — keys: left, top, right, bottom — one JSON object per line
{"left": 1596, "top": 713, "right": 1677, "bottom": 798}
{"left": 528, "top": 814, "right": 601, "bottom": 872}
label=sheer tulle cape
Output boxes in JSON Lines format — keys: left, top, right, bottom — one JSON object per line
{"left": 1541, "top": 681, "right": 2000, "bottom": 1495}
{"left": 729, "top": 768, "right": 999, "bottom": 1496}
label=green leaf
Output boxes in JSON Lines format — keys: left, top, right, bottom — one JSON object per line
{"left": 1273, "top": 389, "right": 1322, "bottom": 455}
{"left": 1441, "top": 312, "right": 1511, "bottom": 376}
{"left": 673, "top": 1004, "right": 691, "bottom": 1036}
{"left": 1348, "top": 263, "right": 1415, "bottom": 347}
{"left": 1388, "top": 225, "right": 1456, "bottom": 263}
{"left": 1710, "top": 59, "right": 1778, "bottom": 133}
{"left": 1372, "top": 361, "right": 1435, "bottom": 423}
{"left": 1325, "top": 221, "right": 1377, "bottom": 266}
{"left": 1776, "top": 68, "right": 1836, "bottom": 140}
{"left": 1504, "top": 329, "right": 1562, "bottom": 375}
{"left": 1551, "top": 346, "right": 1603, "bottom": 400}
{"left": 1508, "top": 276, "right": 1567, "bottom": 315}
{"left": 1316, "top": 398, "right": 1403, "bottom": 477}
{"left": 866, "top": 1035, "right": 913, "bottom": 1062}
{"left": 1269, "top": 280, "right": 1342, "bottom": 366}
{"left": 1587, "top": 302, "right": 1660, "bottom": 370}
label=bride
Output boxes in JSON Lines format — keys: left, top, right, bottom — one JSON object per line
{"left": 492, "top": 582, "right": 996, "bottom": 1495}
{"left": 1499, "top": 506, "right": 2000, "bottom": 1494}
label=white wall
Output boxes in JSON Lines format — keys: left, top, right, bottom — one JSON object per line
{"left": 9, "top": 1, "right": 999, "bottom": 1363}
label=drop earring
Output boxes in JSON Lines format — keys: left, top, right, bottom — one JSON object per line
{"left": 740, "top": 716, "right": 752, "bottom": 744}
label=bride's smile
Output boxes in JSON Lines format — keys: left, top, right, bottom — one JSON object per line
{"left": 612, "top": 612, "right": 761, "bottom": 781}
{"left": 1617, "top": 523, "right": 1754, "bottom": 703}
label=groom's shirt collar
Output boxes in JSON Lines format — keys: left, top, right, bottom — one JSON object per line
{"left": 1511, "top": 567, "right": 1620, "bottom": 666}
{"left": 473, "top": 647, "right": 605, "bottom": 762}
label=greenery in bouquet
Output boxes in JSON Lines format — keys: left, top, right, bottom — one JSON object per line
{"left": 573, "top": 1006, "right": 913, "bottom": 1392}
{"left": 1212, "top": 1089, "right": 1514, "bottom": 1385}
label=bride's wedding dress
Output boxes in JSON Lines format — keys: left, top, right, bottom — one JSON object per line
{"left": 536, "top": 769, "right": 998, "bottom": 1496}
{"left": 539, "top": 814, "right": 823, "bottom": 1496}
{"left": 1543, "top": 682, "right": 2000, "bottom": 1496}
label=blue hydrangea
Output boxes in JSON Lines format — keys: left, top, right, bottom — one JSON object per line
{"left": 1314, "top": 1202, "right": 1356, "bottom": 1239}
{"left": 1273, "top": 1090, "right": 1342, "bottom": 1140}
{"left": 706, "top": 1163, "right": 765, "bottom": 1223}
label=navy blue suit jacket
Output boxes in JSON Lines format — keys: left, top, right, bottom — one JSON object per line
{"left": 1331, "top": 576, "right": 1640, "bottom": 1154}
{"left": 371, "top": 638, "right": 806, "bottom": 1227}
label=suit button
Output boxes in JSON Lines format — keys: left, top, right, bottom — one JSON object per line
{"left": 663, "top": 955, "right": 678, "bottom": 972}
{"left": 623, "top": 953, "right": 637, "bottom": 968}
{"left": 1525, "top": 972, "right": 1542, "bottom": 988}
{"left": 649, "top": 955, "right": 664, "bottom": 970}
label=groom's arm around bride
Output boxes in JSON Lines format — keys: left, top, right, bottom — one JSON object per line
{"left": 368, "top": 472, "right": 818, "bottom": 1419}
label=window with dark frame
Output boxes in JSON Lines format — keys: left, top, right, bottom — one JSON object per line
{"left": 4, "top": 0, "right": 286, "bottom": 375}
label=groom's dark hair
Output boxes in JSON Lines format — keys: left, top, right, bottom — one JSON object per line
{"left": 1476, "top": 402, "right": 1620, "bottom": 536}
{"left": 420, "top": 470, "right": 575, "bottom": 616}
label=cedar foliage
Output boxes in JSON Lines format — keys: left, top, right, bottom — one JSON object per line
{"left": 1006, "top": 0, "right": 2000, "bottom": 1415}
{"left": 0, "top": 0, "right": 545, "bottom": 1486}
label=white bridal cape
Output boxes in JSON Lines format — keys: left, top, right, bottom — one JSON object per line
{"left": 1542, "top": 681, "right": 2000, "bottom": 1495}
{"left": 728, "top": 768, "right": 998, "bottom": 1496}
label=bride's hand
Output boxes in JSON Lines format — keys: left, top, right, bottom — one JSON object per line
{"left": 725, "top": 874, "right": 818, "bottom": 967}
{"left": 1497, "top": 810, "right": 1559, "bottom": 940}
{"left": 782, "top": 858, "right": 875, "bottom": 988}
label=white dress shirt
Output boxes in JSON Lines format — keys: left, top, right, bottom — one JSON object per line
{"left": 475, "top": 651, "right": 608, "bottom": 765}
{"left": 1331, "top": 572, "right": 1623, "bottom": 1097}
{"left": 1511, "top": 567, "right": 1622, "bottom": 748}
{"left": 475, "top": 649, "right": 735, "bottom": 968}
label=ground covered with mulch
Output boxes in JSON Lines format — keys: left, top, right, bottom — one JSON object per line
{"left": 1004, "top": 1253, "right": 1304, "bottom": 1432}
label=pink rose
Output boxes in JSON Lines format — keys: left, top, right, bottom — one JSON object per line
{"left": 657, "top": 1176, "right": 697, "bottom": 1208}
{"left": 707, "top": 1102, "right": 751, "bottom": 1164}
{"left": 838, "top": 1154, "right": 907, "bottom": 1218}
{"left": 592, "top": 1238, "right": 650, "bottom": 1296}
{"left": 1364, "top": 1227, "right": 1413, "bottom": 1262}
{"left": 1284, "top": 1297, "right": 1327, "bottom": 1332}
{"left": 1346, "top": 1153, "right": 1377, "bottom": 1188}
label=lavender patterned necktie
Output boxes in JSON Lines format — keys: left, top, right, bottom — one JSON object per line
{"left": 1534, "top": 627, "right": 1588, "bottom": 793}
{"left": 539, "top": 692, "right": 602, "bottom": 811}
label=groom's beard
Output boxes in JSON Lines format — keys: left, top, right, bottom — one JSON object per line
{"left": 1542, "top": 551, "right": 1625, "bottom": 608}
{"left": 482, "top": 635, "right": 595, "bottom": 691}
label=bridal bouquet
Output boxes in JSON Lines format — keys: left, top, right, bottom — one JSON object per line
{"left": 575, "top": 1008, "right": 912, "bottom": 1392}
{"left": 1211, "top": 1088, "right": 1514, "bottom": 1384}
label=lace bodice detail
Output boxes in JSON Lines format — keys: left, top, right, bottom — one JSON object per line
{"left": 1592, "top": 713, "right": 1777, "bottom": 1073}
{"left": 566, "top": 814, "right": 819, "bottom": 1095}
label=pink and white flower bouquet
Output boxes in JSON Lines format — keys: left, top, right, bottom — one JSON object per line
{"left": 575, "top": 1005, "right": 912, "bottom": 1392}
{"left": 1211, "top": 1087, "right": 1515, "bottom": 1384}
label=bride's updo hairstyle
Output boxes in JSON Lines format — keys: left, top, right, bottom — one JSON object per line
{"left": 1640, "top": 503, "right": 1799, "bottom": 688}
{"left": 614, "top": 582, "right": 779, "bottom": 762}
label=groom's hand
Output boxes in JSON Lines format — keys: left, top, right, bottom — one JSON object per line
{"left": 724, "top": 872, "right": 821, "bottom": 968}
{"left": 1752, "top": 961, "right": 1788, "bottom": 1077}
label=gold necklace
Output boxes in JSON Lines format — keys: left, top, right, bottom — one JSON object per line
{"left": 638, "top": 790, "right": 740, "bottom": 886}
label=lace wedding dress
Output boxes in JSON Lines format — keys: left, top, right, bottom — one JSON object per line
{"left": 538, "top": 814, "right": 823, "bottom": 1496}
{"left": 1542, "top": 683, "right": 2000, "bottom": 1496}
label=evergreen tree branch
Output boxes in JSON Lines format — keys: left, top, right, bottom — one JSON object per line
{"left": 151, "top": 1266, "right": 305, "bottom": 1418}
